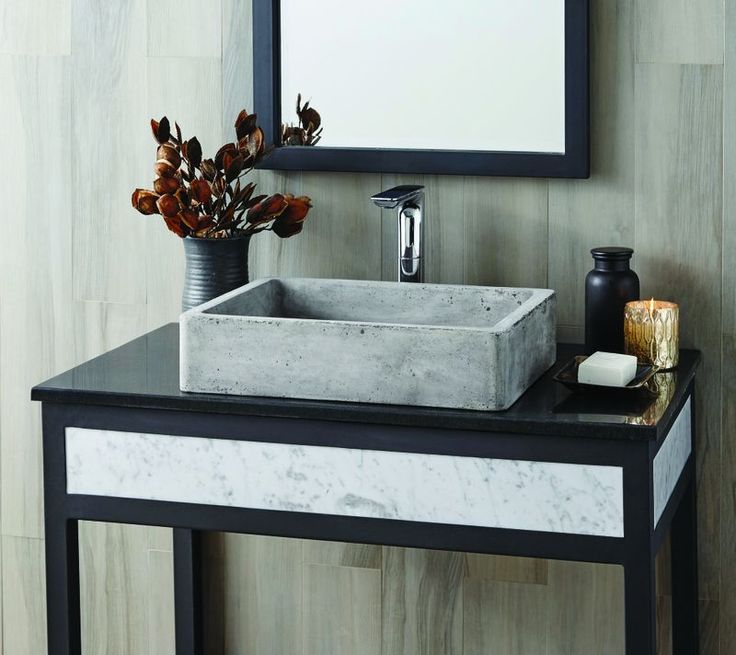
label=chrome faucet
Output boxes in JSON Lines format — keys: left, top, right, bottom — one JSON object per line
{"left": 371, "top": 185, "right": 425, "bottom": 283}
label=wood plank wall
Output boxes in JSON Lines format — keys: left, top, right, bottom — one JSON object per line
{"left": 0, "top": 0, "right": 729, "bottom": 653}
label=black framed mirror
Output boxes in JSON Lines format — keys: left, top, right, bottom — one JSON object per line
{"left": 253, "top": 0, "right": 589, "bottom": 178}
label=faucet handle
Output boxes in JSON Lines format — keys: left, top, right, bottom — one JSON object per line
{"left": 370, "top": 185, "right": 424, "bottom": 210}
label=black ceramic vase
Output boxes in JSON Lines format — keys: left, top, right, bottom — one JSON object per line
{"left": 584, "top": 246, "right": 640, "bottom": 354}
{"left": 181, "top": 235, "right": 251, "bottom": 312}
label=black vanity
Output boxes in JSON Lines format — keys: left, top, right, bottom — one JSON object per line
{"left": 33, "top": 324, "right": 699, "bottom": 655}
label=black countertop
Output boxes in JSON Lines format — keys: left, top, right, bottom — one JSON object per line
{"left": 32, "top": 323, "right": 700, "bottom": 441}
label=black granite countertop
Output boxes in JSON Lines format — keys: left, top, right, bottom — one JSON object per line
{"left": 32, "top": 323, "right": 700, "bottom": 440}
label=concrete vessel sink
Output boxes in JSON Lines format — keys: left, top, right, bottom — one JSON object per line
{"left": 180, "top": 278, "right": 556, "bottom": 411}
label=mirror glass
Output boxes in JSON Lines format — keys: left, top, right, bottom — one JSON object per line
{"left": 280, "top": 0, "right": 566, "bottom": 153}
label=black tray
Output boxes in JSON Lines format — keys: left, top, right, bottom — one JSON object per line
{"left": 553, "top": 355, "right": 659, "bottom": 393}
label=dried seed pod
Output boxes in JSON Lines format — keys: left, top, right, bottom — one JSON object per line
{"left": 174, "top": 187, "right": 189, "bottom": 208}
{"left": 163, "top": 214, "right": 186, "bottom": 237}
{"left": 224, "top": 153, "right": 244, "bottom": 182}
{"left": 184, "top": 137, "right": 202, "bottom": 168}
{"left": 282, "top": 126, "right": 305, "bottom": 146}
{"left": 154, "top": 159, "right": 178, "bottom": 178}
{"left": 246, "top": 193, "right": 288, "bottom": 225}
{"left": 156, "top": 193, "right": 181, "bottom": 218}
{"left": 214, "top": 143, "right": 238, "bottom": 171}
{"left": 151, "top": 116, "right": 171, "bottom": 144}
{"left": 272, "top": 194, "right": 312, "bottom": 238}
{"left": 194, "top": 215, "right": 216, "bottom": 237}
{"left": 131, "top": 189, "right": 160, "bottom": 215}
{"left": 156, "top": 144, "right": 181, "bottom": 167}
{"left": 200, "top": 159, "right": 217, "bottom": 181}
{"left": 190, "top": 178, "right": 212, "bottom": 204}
{"left": 178, "top": 208, "right": 200, "bottom": 230}
{"left": 235, "top": 110, "right": 258, "bottom": 140}
{"left": 154, "top": 176, "right": 181, "bottom": 195}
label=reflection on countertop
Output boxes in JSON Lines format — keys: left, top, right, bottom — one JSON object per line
{"left": 553, "top": 370, "right": 679, "bottom": 427}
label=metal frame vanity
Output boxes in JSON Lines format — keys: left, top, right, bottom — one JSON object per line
{"left": 33, "top": 324, "right": 700, "bottom": 655}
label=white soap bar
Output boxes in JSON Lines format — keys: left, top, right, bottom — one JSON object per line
{"left": 578, "top": 351, "right": 638, "bottom": 387}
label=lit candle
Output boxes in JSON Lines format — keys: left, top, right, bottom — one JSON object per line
{"left": 623, "top": 299, "right": 679, "bottom": 369}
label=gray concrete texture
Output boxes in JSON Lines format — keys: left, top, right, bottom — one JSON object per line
{"left": 180, "top": 278, "right": 556, "bottom": 410}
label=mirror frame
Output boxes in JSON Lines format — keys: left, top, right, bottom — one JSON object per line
{"left": 253, "top": 0, "right": 589, "bottom": 178}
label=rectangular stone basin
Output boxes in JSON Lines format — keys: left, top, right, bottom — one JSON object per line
{"left": 180, "top": 278, "right": 556, "bottom": 411}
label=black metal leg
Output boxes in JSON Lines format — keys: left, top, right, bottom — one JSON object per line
{"left": 624, "top": 551, "right": 657, "bottom": 654}
{"left": 671, "top": 472, "right": 699, "bottom": 654}
{"left": 44, "top": 516, "right": 81, "bottom": 655}
{"left": 173, "top": 528, "right": 203, "bottom": 655}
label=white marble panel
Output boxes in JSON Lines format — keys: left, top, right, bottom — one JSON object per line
{"left": 653, "top": 398, "right": 692, "bottom": 526}
{"left": 65, "top": 428, "right": 624, "bottom": 537}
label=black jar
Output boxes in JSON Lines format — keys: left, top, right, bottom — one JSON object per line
{"left": 584, "top": 247, "right": 640, "bottom": 354}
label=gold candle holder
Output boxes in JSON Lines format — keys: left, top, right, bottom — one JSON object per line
{"left": 624, "top": 299, "right": 679, "bottom": 369}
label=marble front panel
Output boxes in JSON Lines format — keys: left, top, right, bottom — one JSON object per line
{"left": 65, "top": 428, "right": 624, "bottom": 537}
{"left": 652, "top": 398, "right": 692, "bottom": 526}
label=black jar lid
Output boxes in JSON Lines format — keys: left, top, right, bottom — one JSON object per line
{"left": 591, "top": 246, "right": 634, "bottom": 260}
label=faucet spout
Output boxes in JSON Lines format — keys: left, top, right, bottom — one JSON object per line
{"left": 371, "top": 185, "right": 425, "bottom": 283}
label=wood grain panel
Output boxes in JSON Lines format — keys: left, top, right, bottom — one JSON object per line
{"left": 147, "top": 59, "right": 223, "bottom": 156}
{"left": 546, "top": 561, "right": 624, "bottom": 655}
{"left": 463, "top": 178, "right": 548, "bottom": 289}
{"left": 700, "top": 599, "right": 720, "bottom": 655}
{"left": 1, "top": 536, "right": 46, "bottom": 655}
{"left": 299, "top": 171, "right": 382, "bottom": 279}
{"left": 549, "top": 0, "right": 636, "bottom": 327}
{"left": 146, "top": 525, "right": 173, "bottom": 552}
{"left": 147, "top": 0, "right": 221, "bottom": 58}
{"left": 636, "top": 0, "right": 723, "bottom": 64}
{"left": 302, "top": 540, "right": 381, "bottom": 570}
{"left": 147, "top": 550, "right": 175, "bottom": 655}
{"left": 251, "top": 172, "right": 382, "bottom": 281}
{"left": 0, "top": 0, "right": 71, "bottom": 55}
{"left": 465, "top": 554, "right": 548, "bottom": 586}
{"left": 724, "top": 0, "right": 736, "bottom": 335}
{"left": 634, "top": 63, "right": 723, "bottom": 600}
{"left": 71, "top": 0, "right": 148, "bottom": 304}
{"left": 303, "top": 564, "right": 381, "bottom": 655}
{"left": 379, "top": 174, "right": 465, "bottom": 284}
{"left": 728, "top": 81, "right": 736, "bottom": 655}
{"left": 557, "top": 325, "right": 585, "bottom": 344}
{"left": 0, "top": 55, "right": 74, "bottom": 540}
{"left": 222, "top": 0, "right": 254, "bottom": 122}
{"left": 463, "top": 579, "right": 548, "bottom": 655}
{"left": 221, "top": 534, "right": 303, "bottom": 655}
{"left": 382, "top": 547, "right": 464, "bottom": 655}
{"left": 78, "top": 522, "right": 159, "bottom": 655}
{"left": 72, "top": 301, "right": 147, "bottom": 362}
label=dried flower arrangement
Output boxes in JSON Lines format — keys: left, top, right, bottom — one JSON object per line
{"left": 132, "top": 109, "right": 312, "bottom": 239}
{"left": 282, "top": 94, "right": 322, "bottom": 146}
